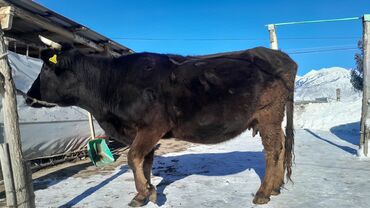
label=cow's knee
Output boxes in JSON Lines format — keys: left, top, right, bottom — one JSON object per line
{"left": 128, "top": 149, "right": 144, "bottom": 169}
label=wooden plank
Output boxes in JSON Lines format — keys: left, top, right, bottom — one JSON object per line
{"left": 0, "top": 143, "right": 17, "bottom": 207}
{"left": 0, "top": 29, "right": 35, "bottom": 207}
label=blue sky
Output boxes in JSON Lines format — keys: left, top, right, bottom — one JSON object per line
{"left": 36, "top": 0, "right": 369, "bottom": 76}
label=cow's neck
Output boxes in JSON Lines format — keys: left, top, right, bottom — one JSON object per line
{"left": 73, "top": 58, "right": 119, "bottom": 118}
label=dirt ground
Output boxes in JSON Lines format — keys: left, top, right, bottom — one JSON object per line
{"left": 0, "top": 138, "right": 192, "bottom": 207}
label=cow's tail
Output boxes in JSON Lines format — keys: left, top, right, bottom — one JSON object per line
{"left": 285, "top": 87, "right": 294, "bottom": 182}
{"left": 284, "top": 61, "right": 297, "bottom": 183}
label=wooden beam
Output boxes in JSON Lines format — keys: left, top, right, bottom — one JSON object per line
{"left": 0, "top": 29, "right": 35, "bottom": 207}
{"left": 360, "top": 15, "right": 370, "bottom": 157}
{"left": 12, "top": 6, "right": 104, "bottom": 52}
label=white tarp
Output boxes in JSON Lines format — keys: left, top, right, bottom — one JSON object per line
{"left": 0, "top": 51, "right": 103, "bottom": 160}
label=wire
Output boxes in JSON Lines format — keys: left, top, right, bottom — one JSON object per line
{"left": 111, "top": 36, "right": 360, "bottom": 41}
{"left": 287, "top": 47, "right": 358, "bottom": 54}
{"left": 286, "top": 44, "right": 357, "bottom": 51}
{"left": 112, "top": 36, "right": 361, "bottom": 54}
{"left": 112, "top": 37, "right": 266, "bottom": 41}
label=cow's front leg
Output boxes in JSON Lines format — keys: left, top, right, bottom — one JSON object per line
{"left": 143, "top": 149, "right": 157, "bottom": 203}
{"left": 127, "top": 124, "right": 168, "bottom": 207}
{"left": 128, "top": 146, "right": 157, "bottom": 207}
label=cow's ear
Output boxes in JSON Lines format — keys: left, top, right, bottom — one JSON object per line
{"left": 40, "top": 49, "right": 60, "bottom": 66}
{"left": 40, "top": 43, "right": 74, "bottom": 66}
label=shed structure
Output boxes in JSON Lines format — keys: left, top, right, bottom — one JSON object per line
{"left": 0, "top": 0, "right": 132, "bottom": 207}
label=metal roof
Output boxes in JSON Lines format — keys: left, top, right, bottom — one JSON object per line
{"left": 0, "top": 0, "right": 133, "bottom": 57}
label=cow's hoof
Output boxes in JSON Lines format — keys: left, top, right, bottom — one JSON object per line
{"left": 271, "top": 188, "right": 281, "bottom": 196}
{"left": 253, "top": 193, "right": 270, "bottom": 204}
{"left": 128, "top": 195, "right": 149, "bottom": 207}
{"left": 148, "top": 186, "right": 157, "bottom": 203}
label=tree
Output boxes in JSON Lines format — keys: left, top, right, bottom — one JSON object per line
{"left": 350, "top": 40, "right": 364, "bottom": 91}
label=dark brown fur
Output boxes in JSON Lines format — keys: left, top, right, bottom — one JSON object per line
{"left": 26, "top": 47, "right": 297, "bottom": 206}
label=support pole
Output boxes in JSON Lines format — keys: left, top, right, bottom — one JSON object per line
{"left": 267, "top": 24, "right": 278, "bottom": 50}
{"left": 0, "top": 143, "right": 17, "bottom": 207}
{"left": 360, "top": 14, "right": 370, "bottom": 157}
{"left": 0, "top": 29, "right": 35, "bottom": 207}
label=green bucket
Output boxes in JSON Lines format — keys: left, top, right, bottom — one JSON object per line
{"left": 87, "top": 138, "right": 115, "bottom": 167}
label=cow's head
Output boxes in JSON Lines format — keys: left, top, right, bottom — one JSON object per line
{"left": 26, "top": 37, "right": 80, "bottom": 108}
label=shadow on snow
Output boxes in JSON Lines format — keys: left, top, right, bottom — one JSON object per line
{"left": 59, "top": 166, "right": 129, "bottom": 208}
{"left": 56, "top": 151, "right": 265, "bottom": 207}
{"left": 330, "top": 121, "right": 360, "bottom": 146}
{"left": 305, "top": 129, "right": 357, "bottom": 155}
{"left": 153, "top": 151, "right": 265, "bottom": 206}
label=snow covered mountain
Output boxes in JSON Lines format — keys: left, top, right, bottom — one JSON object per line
{"left": 295, "top": 67, "right": 361, "bottom": 102}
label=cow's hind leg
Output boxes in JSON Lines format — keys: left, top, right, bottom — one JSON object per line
{"left": 271, "top": 130, "right": 285, "bottom": 196}
{"left": 253, "top": 124, "right": 284, "bottom": 204}
{"left": 127, "top": 126, "right": 167, "bottom": 207}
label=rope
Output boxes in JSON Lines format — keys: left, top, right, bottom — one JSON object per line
{"left": 16, "top": 89, "right": 57, "bottom": 107}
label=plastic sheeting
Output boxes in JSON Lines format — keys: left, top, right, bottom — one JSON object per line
{"left": 0, "top": 51, "right": 103, "bottom": 160}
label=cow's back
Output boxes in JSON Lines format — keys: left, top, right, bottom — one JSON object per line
{"left": 163, "top": 47, "right": 297, "bottom": 144}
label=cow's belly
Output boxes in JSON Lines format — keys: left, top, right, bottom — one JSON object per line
{"left": 171, "top": 103, "right": 255, "bottom": 144}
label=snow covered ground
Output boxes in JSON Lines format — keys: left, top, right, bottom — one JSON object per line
{"left": 34, "top": 128, "right": 370, "bottom": 208}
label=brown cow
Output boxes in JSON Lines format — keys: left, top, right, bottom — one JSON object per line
{"left": 26, "top": 45, "right": 297, "bottom": 206}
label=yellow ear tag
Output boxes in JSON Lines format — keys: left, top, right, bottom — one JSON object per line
{"left": 49, "top": 54, "right": 58, "bottom": 64}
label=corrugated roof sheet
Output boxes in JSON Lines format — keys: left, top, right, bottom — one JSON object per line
{"left": 0, "top": 0, "right": 133, "bottom": 56}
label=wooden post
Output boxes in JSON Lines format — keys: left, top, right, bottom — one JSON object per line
{"left": 24, "top": 161, "right": 35, "bottom": 207}
{"left": 26, "top": 45, "right": 29, "bottom": 57}
{"left": 0, "top": 143, "right": 17, "bottom": 207}
{"left": 267, "top": 24, "right": 278, "bottom": 50}
{"left": 336, "top": 88, "right": 341, "bottom": 101}
{"left": 360, "top": 14, "right": 370, "bottom": 157}
{"left": 0, "top": 29, "right": 35, "bottom": 207}
{"left": 0, "top": 6, "right": 14, "bottom": 31}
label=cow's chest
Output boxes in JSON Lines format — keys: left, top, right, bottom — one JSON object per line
{"left": 94, "top": 111, "right": 137, "bottom": 145}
